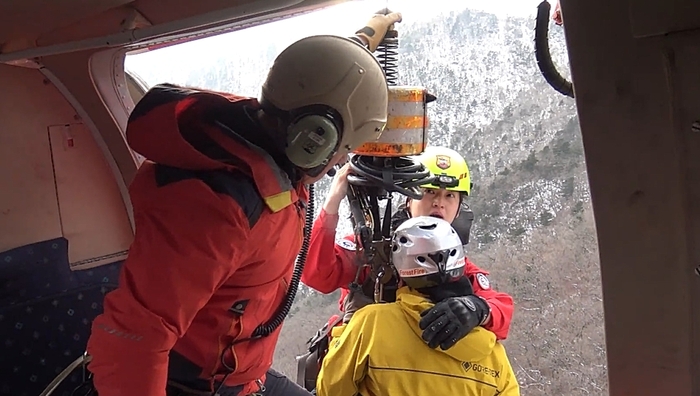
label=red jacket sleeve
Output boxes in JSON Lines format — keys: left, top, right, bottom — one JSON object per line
{"left": 301, "top": 208, "right": 359, "bottom": 294}
{"left": 463, "top": 257, "right": 514, "bottom": 341}
{"left": 86, "top": 180, "right": 250, "bottom": 396}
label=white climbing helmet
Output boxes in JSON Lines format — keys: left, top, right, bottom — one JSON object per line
{"left": 391, "top": 215, "right": 466, "bottom": 289}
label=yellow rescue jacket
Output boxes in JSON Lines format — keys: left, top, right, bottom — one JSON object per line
{"left": 316, "top": 286, "right": 520, "bottom": 396}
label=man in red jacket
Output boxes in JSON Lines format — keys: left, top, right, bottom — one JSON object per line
{"left": 301, "top": 146, "right": 514, "bottom": 348}
{"left": 85, "top": 11, "right": 402, "bottom": 396}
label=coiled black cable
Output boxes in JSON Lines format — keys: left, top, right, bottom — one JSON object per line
{"left": 347, "top": 155, "right": 433, "bottom": 200}
{"left": 252, "top": 183, "right": 315, "bottom": 337}
{"left": 534, "top": 0, "right": 574, "bottom": 98}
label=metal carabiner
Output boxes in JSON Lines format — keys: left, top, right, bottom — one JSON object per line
{"left": 247, "top": 378, "right": 266, "bottom": 396}
{"left": 374, "top": 268, "right": 385, "bottom": 303}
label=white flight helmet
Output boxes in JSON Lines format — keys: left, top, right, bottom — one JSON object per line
{"left": 391, "top": 216, "right": 466, "bottom": 289}
{"left": 260, "top": 35, "right": 389, "bottom": 176}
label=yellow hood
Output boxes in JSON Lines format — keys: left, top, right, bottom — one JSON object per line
{"left": 396, "top": 286, "right": 497, "bottom": 362}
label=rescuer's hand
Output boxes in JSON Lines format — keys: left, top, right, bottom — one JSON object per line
{"left": 355, "top": 9, "right": 403, "bottom": 52}
{"left": 419, "top": 295, "right": 490, "bottom": 350}
{"left": 323, "top": 162, "right": 352, "bottom": 215}
{"left": 341, "top": 289, "right": 374, "bottom": 323}
{"left": 552, "top": 0, "right": 563, "bottom": 25}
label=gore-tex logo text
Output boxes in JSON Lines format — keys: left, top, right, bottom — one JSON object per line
{"left": 462, "top": 362, "right": 500, "bottom": 378}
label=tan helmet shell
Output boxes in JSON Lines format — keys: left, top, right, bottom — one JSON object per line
{"left": 261, "top": 35, "right": 389, "bottom": 156}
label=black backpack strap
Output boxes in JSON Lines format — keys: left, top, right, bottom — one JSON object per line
{"left": 295, "top": 315, "right": 344, "bottom": 391}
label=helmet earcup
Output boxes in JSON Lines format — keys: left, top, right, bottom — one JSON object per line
{"left": 285, "top": 114, "right": 340, "bottom": 169}
{"left": 261, "top": 35, "right": 388, "bottom": 159}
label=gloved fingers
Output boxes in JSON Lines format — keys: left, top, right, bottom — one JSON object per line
{"left": 434, "top": 322, "right": 459, "bottom": 350}
{"left": 362, "top": 11, "right": 403, "bottom": 31}
{"left": 420, "top": 312, "right": 450, "bottom": 348}
{"left": 373, "top": 7, "right": 393, "bottom": 15}
{"left": 426, "top": 321, "right": 458, "bottom": 350}
{"left": 439, "top": 325, "right": 466, "bottom": 350}
{"left": 379, "top": 12, "right": 403, "bottom": 25}
{"left": 356, "top": 11, "right": 403, "bottom": 52}
{"left": 440, "top": 338, "right": 458, "bottom": 351}
{"left": 418, "top": 305, "right": 443, "bottom": 328}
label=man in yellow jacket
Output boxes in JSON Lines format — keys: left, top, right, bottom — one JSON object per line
{"left": 316, "top": 216, "right": 520, "bottom": 396}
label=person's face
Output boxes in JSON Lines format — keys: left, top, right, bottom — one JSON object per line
{"left": 408, "top": 187, "right": 461, "bottom": 223}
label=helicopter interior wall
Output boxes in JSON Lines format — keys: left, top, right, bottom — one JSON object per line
{"left": 0, "top": 64, "right": 64, "bottom": 254}
{"left": 125, "top": 70, "right": 150, "bottom": 104}
{"left": 0, "top": 63, "right": 132, "bottom": 268}
{"left": 0, "top": 0, "right": 261, "bottom": 50}
{"left": 39, "top": 49, "right": 142, "bottom": 188}
{"left": 0, "top": 61, "right": 129, "bottom": 396}
{"left": 0, "top": 0, "right": 341, "bottom": 61}
{"left": 0, "top": 0, "right": 133, "bottom": 48}
{"left": 560, "top": 0, "right": 700, "bottom": 394}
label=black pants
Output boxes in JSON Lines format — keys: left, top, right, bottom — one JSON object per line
{"left": 166, "top": 369, "right": 313, "bottom": 396}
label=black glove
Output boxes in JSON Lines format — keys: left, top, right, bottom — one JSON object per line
{"left": 419, "top": 295, "right": 490, "bottom": 350}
